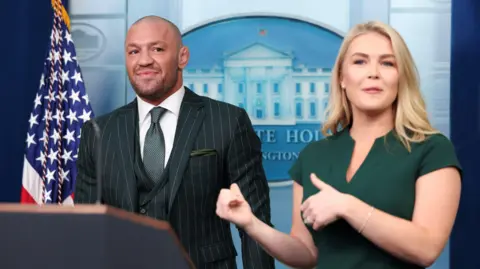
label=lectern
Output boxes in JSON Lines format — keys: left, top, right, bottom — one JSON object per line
{"left": 0, "top": 204, "right": 195, "bottom": 269}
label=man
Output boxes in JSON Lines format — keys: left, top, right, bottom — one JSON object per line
{"left": 74, "top": 15, "right": 275, "bottom": 269}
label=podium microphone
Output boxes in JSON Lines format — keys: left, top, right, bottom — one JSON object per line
{"left": 90, "top": 119, "right": 103, "bottom": 205}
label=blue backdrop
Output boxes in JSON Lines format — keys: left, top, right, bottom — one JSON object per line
{"left": 450, "top": 0, "right": 480, "bottom": 268}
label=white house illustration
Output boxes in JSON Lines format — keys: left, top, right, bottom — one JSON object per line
{"left": 184, "top": 42, "right": 332, "bottom": 125}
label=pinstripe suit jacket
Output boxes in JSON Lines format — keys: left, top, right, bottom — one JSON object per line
{"left": 74, "top": 88, "right": 275, "bottom": 269}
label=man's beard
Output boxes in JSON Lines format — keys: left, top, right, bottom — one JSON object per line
{"left": 131, "top": 74, "right": 177, "bottom": 101}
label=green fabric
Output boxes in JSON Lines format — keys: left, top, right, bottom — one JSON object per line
{"left": 143, "top": 107, "right": 166, "bottom": 182}
{"left": 289, "top": 127, "right": 462, "bottom": 269}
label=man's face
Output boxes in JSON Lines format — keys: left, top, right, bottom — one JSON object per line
{"left": 125, "top": 20, "right": 182, "bottom": 101}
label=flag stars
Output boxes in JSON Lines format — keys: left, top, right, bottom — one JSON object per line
{"left": 34, "top": 93, "right": 42, "bottom": 108}
{"left": 26, "top": 133, "right": 36, "bottom": 148}
{"left": 43, "top": 110, "right": 53, "bottom": 122}
{"left": 36, "top": 151, "right": 46, "bottom": 164}
{"left": 52, "top": 110, "right": 65, "bottom": 125}
{"left": 54, "top": 30, "right": 62, "bottom": 45}
{"left": 79, "top": 109, "right": 92, "bottom": 122}
{"left": 66, "top": 109, "right": 78, "bottom": 124}
{"left": 50, "top": 71, "right": 59, "bottom": 83}
{"left": 45, "top": 168, "right": 56, "bottom": 185}
{"left": 50, "top": 130, "right": 61, "bottom": 144}
{"left": 59, "top": 169, "right": 70, "bottom": 182}
{"left": 64, "top": 31, "right": 73, "bottom": 45}
{"left": 56, "top": 91, "right": 68, "bottom": 103}
{"left": 62, "top": 150, "right": 73, "bottom": 165}
{"left": 44, "top": 92, "right": 55, "bottom": 103}
{"left": 63, "top": 129, "right": 76, "bottom": 145}
{"left": 82, "top": 94, "right": 90, "bottom": 105}
{"left": 53, "top": 50, "right": 61, "bottom": 64}
{"left": 61, "top": 70, "right": 70, "bottom": 85}
{"left": 39, "top": 130, "right": 48, "bottom": 143}
{"left": 39, "top": 74, "right": 45, "bottom": 89}
{"left": 71, "top": 71, "right": 83, "bottom": 85}
{"left": 70, "top": 90, "right": 81, "bottom": 105}
{"left": 26, "top": 18, "right": 95, "bottom": 205}
{"left": 47, "top": 149, "right": 59, "bottom": 165}
{"left": 44, "top": 190, "right": 52, "bottom": 203}
{"left": 28, "top": 113, "right": 38, "bottom": 129}
{"left": 38, "top": 131, "right": 47, "bottom": 143}
{"left": 63, "top": 50, "right": 72, "bottom": 65}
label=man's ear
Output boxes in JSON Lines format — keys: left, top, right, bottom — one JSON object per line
{"left": 178, "top": 46, "right": 190, "bottom": 69}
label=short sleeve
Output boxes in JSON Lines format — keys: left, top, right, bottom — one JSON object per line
{"left": 289, "top": 145, "right": 310, "bottom": 186}
{"left": 288, "top": 154, "right": 303, "bottom": 186}
{"left": 419, "top": 134, "right": 462, "bottom": 178}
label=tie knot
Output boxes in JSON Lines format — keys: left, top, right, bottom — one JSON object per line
{"left": 150, "top": 107, "right": 166, "bottom": 123}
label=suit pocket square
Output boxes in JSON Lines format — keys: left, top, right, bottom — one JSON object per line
{"left": 190, "top": 149, "right": 217, "bottom": 157}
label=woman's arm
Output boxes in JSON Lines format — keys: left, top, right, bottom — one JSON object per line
{"left": 217, "top": 182, "right": 317, "bottom": 269}
{"left": 341, "top": 167, "right": 461, "bottom": 267}
{"left": 244, "top": 182, "right": 317, "bottom": 268}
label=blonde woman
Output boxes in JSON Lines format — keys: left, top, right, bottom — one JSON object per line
{"left": 215, "top": 21, "right": 462, "bottom": 269}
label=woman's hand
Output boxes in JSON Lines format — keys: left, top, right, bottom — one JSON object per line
{"left": 300, "top": 173, "right": 351, "bottom": 230}
{"left": 216, "top": 183, "right": 254, "bottom": 230}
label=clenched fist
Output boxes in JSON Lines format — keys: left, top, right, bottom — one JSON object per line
{"left": 216, "top": 183, "right": 253, "bottom": 229}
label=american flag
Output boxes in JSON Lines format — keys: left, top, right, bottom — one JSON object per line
{"left": 20, "top": 0, "right": 94, "bottom": 205}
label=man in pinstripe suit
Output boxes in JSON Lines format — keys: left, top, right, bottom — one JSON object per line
{"left": 74, "top": 16, "right": 275, "bottom": 269}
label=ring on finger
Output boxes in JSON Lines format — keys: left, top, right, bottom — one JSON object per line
{"left": 304, "top": 217, "right": 312, "bottom": 225}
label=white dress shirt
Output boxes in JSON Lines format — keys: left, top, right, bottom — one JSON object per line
{"left": 137, "top": 86, "right": 185, "bottom": 167}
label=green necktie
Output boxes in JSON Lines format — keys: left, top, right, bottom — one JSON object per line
{"left": 143, "top": 107, "right": 166, "bottom": 182}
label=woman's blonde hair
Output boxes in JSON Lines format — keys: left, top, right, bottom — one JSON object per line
{"left": 322, "top": 21, "right": 438, "bottom": 151}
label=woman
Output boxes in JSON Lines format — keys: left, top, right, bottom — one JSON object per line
{"left": 216, "top": 21, "right": 462, "bottom": 269}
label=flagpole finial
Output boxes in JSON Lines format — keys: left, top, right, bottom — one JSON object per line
{"left": 51, "top": 0, "right": 71, "bottom": 30}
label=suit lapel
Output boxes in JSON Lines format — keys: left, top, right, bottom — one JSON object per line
{"left": 168, "top": 89, "right": 205, "bottom": 213}
{"left": 116, "top": 100, "right": 138, "bottom": 212}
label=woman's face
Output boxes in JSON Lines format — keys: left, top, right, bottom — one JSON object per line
{"left": 341, "top": 32, "right": 399, "bottom": 115}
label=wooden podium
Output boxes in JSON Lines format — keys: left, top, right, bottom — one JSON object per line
{"left": 0, "top": 204, "right": 195, "bottom": 269}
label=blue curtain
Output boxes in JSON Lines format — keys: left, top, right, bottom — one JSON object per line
{"left": 0, "top": 1, "right": 67, "bottom": 202}
{"left": 450, "top": 0, "right": 480, "bottom": 268}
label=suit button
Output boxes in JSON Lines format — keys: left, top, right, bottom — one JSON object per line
{"left": 140, "top": 208, "right": 146, "bottom": 214}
